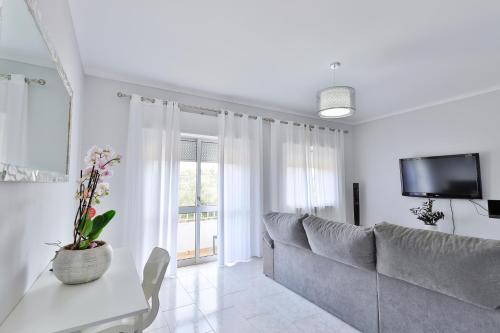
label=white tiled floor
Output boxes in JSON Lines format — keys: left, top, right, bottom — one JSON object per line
{"left": 145, "top": 259, "right": 360, "bottom": 333}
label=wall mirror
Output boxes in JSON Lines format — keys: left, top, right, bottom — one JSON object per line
{"left": 0, "top": 0, "right": 72, "bottom": 182}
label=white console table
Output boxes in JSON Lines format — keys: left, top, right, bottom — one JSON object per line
{"left": 0, "top": 248, "right": 149, "bottom": 333}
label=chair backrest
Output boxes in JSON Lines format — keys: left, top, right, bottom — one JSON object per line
{"left": 141, "top": 247, "right": 170, "bottom": 329}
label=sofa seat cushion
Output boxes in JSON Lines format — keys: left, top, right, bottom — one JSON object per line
{"left": 374, "top": 222, "right": 500, "bottom": 310}
{"left": 263, "top": 212, "right": 310, "bottom": 249}
{"left": 302, "top": 216, "right": 376, "bottom": 270}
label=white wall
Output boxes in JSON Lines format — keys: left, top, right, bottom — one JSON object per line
{"left": 82, "top": 75, "right": 354, "bottom": 246}
{"left": 0, "top": 0, "right": 84, "bottom": 323}
{"left": 354, "top": 90, "right": 500, "bottom": 239}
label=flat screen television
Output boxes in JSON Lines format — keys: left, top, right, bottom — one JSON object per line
{"left": 399, "top": 153, "right": 482, "bottom": 199}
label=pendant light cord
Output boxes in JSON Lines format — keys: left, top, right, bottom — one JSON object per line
{"left": 330, "top": 61, "right": 341, "bottom": 86}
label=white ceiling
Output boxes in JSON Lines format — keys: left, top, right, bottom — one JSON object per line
{"left": 69, "top": 0, "right": 500, "bottom": 124}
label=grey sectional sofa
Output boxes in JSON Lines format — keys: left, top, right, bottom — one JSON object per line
{"left": 263, "top": 212, "right": 500, "bottom": 333}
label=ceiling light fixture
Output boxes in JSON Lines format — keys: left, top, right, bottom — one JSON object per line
{"left": 318, "top": 62, "right": 356, "bottom": 118}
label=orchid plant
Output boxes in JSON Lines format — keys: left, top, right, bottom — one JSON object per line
{"left": 410, "top": 199, "right": 445, "bottom": 226}
{"left": 71, "top": 146, "right": 121, "bottom": 250}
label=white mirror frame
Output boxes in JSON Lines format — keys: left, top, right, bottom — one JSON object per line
{"left": 0, "top": 0, "right": 73, "bottom": 182}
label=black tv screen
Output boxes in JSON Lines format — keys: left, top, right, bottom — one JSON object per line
{"left": 399, "top": 153, "right": 482, "bottom": 199}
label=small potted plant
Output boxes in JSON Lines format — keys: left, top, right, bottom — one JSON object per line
{"left": 52, "top": 146, "right": 121, "bottom": 284}
{"left": 410, "top": 198, "right": 445, "bottom": 231}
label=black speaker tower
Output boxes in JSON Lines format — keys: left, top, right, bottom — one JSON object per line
{"left": 353, "top": 183, "right": 360, "bottom": 226}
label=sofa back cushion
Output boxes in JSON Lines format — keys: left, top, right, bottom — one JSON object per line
{"left": 375, "top": 222, "right": 500, "bottom": 309}
{"left": 263, "top": 212, "right": 310, "bottom": 249}
{"left": 302, "top": 216, "right": 376, "bottom": 270}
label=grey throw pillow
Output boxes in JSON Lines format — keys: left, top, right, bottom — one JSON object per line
{"left": 374, "top": 222, "right": 500, "bottom": 310}
{"left": 263, "top": 212, "right": 310, "bottom": 249}
{"left": 303, "top": 215, "right": 376, "bottom": 270}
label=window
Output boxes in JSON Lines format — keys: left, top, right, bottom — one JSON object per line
{"left": 284, "top": 143, "right": 338, "bottom": 211}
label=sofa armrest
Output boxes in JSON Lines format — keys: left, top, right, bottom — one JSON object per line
{"left": 263, "top": 231, "right": 274, "bottom": 278}
{"left": 263, "top": 231, "right": 274, "bottom": 249}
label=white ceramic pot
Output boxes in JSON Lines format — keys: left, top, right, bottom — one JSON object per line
{"left": 423, "top": 224, "right": 439, "bottom": 232}
{"left": 52, "top": 242, "right": 113, "bottom": 284}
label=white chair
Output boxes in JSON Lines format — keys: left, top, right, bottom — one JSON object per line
{"left": 83, "top": 247, "right": 170, "bottom": 333}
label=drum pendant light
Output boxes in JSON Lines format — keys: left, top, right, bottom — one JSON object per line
{"left": 318, "top": 62, "right": 356, "bottom": 118}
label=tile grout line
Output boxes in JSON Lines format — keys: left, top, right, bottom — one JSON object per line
{"left": 177, "top": 267, "right": 218, "bottom": 332}
{"left": 185, "top": 263, "right": 261, "bottom": 332}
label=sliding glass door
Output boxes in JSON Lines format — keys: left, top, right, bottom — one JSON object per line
{"left": 177, "top": 137, "right": 218, "bottom": 266}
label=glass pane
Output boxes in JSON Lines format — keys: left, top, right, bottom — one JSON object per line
{"left": 200, "top": 162, "right": 218, "bottom": 206}
{"left": 201, "top": 141, "right": 218, "bottom": 162}
{"left": 177, "top": 213, "right": 196, "bottom": 260}
{"left": 179, "top": 161, "right": 197, "bottom": 207}
{"left": 180, "top": 139, "right": 197, "bottom": 161}
{"left": 200, "top": 211, "right": 218, "bottom": 257}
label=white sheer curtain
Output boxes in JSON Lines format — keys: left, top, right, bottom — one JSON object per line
{"left": 0, "top": 74, "right": 28, "bottom": 166}
{"left": 218, "top": 111, "right": 263, "bottom": 266}
{"left": 124, "top": 94, "right": 180, "bottom": 276}
{"left": 270, "top": 122, "right": 311, "bottom": 213}
{"left": 310, "top": 126, "right": 346, "bottom": 221}
{"left": 269, "top": 121, "right": 346, "bottom": 222}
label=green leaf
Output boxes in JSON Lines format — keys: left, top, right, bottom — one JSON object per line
{"left": 88, "top": 210, "right": 116, "bottom": 241}
{"left": 78, "top": 217, "right": 90, "bottom": 233}
{"left": 79, "top": 239, "right": 90, "bottom": 249}
{"left": 81, "top": 219, "right": 93, "bottom": 238}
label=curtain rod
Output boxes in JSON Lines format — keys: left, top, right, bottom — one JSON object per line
{"left": 0, "top": 73, "right": 46, "bottom": 85}
{"left": 116, "top": 91, "right": 349, "bottom": 133}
